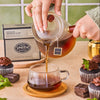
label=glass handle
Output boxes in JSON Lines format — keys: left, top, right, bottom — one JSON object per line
{"left": 60, "top": 70, "right": 69, "bottom": 81}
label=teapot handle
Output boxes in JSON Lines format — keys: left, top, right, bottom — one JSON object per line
{"left": 68, "top": 25, "right": 76, "bottom": 33}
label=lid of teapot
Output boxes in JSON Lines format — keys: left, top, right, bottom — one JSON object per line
{"left": 36, "top": 12, "right": 64, "bottom": 41}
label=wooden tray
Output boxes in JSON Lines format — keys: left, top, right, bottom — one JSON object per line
{"left": 23, "top": 82, "right": 67, "bottom": 98}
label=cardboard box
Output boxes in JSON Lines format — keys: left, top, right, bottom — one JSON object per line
{"left": 2, "top": 24, "right": 41, "bottom": 61}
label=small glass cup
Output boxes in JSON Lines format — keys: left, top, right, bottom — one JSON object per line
{"left": 27, "top": 63, "right": 69, "bottom": 91}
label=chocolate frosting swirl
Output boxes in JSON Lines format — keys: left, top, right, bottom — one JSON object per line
{"left": 92, "top": 55, "right": 100, "bottom": 63}
{"left": 92, "top": 77, "right": 100, "bottom": 86}
{"left": 82, "top": 60, "right": 98, "bottom": 71}
{"left": 0, "top": 57, "right": 12, "bottom": 66}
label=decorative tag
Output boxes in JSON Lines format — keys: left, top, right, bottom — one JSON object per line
{"left": 53, "top": 47, "right": 62, "bottom": 56}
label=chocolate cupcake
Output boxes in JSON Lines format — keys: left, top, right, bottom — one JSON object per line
{"left": 88, "top": 76, "right": 100, "bottom": 99}
{"left": 80, "top": 59, "right": 100, "bottom": 83}
{"left": 0, "top": 57, "right": 13, "bottom": 76}
{"left": 92, "top": 55, "right": 100, "bottom": 68}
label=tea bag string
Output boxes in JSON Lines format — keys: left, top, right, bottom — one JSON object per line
{"left": 57, "top": 38, "right": 59, "bottom": 48}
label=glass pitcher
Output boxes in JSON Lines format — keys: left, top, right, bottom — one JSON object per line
{"left": 32, "top": 12, "right": 76, "bottom": 58}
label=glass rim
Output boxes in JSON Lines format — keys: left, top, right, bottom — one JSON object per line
{"left": 29, "top": 63, "right": 59, "bottom": 73}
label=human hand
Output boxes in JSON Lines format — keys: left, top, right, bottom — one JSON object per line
{"left": 73, "top": 15, "right": 100, "bottom": 40}
{"left": 25, "top": 0, "right": 62, "bottom": 33}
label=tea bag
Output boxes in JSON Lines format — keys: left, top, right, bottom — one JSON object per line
{"left": 53, "top": 39, "right": 62, "bottom": 56}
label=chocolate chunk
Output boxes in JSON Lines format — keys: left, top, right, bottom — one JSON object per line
{"left": 75, "top": 83, "right": 89, "bottom": 93}
{"left": 4, "top": 73, "right": 20, "bottom": 83}
{"left": 74, "top": 83, "right": 89, "bottom": 98}
{"left": 75, "top": 91, "right": 89, "bottom": 98}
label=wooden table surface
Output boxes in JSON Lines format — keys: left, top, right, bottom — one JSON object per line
{"left": 0, "top": 40, "right": 90, "bottom": 100}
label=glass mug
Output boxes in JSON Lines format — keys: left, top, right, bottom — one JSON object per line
{"left": 27, "top": 63, "right": 69, "bottom": 91}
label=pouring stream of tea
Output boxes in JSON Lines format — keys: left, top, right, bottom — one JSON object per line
{"left": 45, "top": 43, "right": 50, "bottom": 72}
{"left": 44, "top": 43, "right": 50, "bottom": 87}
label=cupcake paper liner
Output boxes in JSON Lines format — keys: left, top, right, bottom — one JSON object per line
{"left": 80, "top": 70, "right": 100, "bottom": 83}
{"left": 0, "top": 67, "right": 13, "bottom": 76}
{"left": 88, "top": 85, "right": 100, "bottom": 99}
{"left": 98, "top": 63, "right": 100, "bottom": 68}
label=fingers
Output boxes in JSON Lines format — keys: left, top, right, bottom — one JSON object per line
{"left": 52, "top": 0, "right": 55, "bottom": 3}
{"left": 32, "top": 9, "right": 39, "bottom": 30}
{"left": 94, "top": 30, "right": 100, "bottom": 40}
{"left": 31, "top": 1, "right": 44, "bottom": 32}
{"left": 31, "top": 0, "right": 52, "bottom": 32}
{"left": 73, "top": 24, "right": 100, "bottom": 40}
{"left": 55, "top": 0, "right": 62, "bottom": 15}
{"left": 42, "top": 2, "right": 51, "bottom": 30}
{"left": 86, "top": 30, "right": 100, "bottom": 40}
{"left": 73, "top": 24, "right": 80, "bottom": 38}
{"left": 80, "top": 26, "right": 87, "bottom": 39}
{"left": 25, "top": 4, "right": 33, "bottom": 17}
{"left": 35, "top": 5, "right": 43, "bottom": 32}
{"left": 73, "top": 24, "right": 87, "bottom": 39}
{"left": 26, "top": 0, "right": 63, "bottom": 32}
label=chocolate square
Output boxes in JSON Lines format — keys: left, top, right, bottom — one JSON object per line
{"left": 74, "top": 83, "right": 89, "bottom": 98}
{"left": 4, "top": 73, "right": 20, "bottom": 83}
{"left": 75, "top": 83, "right": 88, "bottom": 93}
{"left": 75, "top": 91, "right": 89, "bottom": 98}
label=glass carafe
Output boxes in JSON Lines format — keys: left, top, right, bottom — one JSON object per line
{"left": 32, "top": 12, "right": 76, "bottom": 58}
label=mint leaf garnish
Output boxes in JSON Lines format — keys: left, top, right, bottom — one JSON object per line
{"left": 87, "top": 98, "right": 98, "bottom": 100}
{"left": 0, "top": 98, "right": 7, "bottom": 100}
{"left": 0, "top": 75, "right": 12, "bottom": 89}
{"left": 83, "top": 58, "right": 89, "bottom": 70}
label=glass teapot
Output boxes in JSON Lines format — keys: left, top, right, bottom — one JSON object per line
{"left": 32, "top": 12, "right": 76, "bottom": 58}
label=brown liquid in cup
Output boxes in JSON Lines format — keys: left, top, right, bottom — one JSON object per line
{"left": 28, "top": 75, "right": 61, "bottom": 91}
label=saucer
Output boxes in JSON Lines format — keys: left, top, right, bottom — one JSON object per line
{"left": 23, "top": 82, "right": 67, "bottom": 98}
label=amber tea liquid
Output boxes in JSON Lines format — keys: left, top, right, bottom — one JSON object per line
{"left": 45, "top": 43, "right": 50, "bottom": 72}
{"left": 36, "top": 36, "right": 76, "bottom": 58}
{"left": 28, "top": 75, "right": 61, "bottom": 91}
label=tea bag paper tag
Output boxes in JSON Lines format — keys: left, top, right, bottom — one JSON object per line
{"left": 53, "top": 47, "right": 62, "bottom": 56}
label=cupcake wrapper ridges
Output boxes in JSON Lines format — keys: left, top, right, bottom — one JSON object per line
{"left": 0, "top": 67, "right": 13, "bottom": 76}
{"left": 80, "top": 70, "right": 100, "bottom": 83}
{"left": 88, "top": 85, "right": 100, "bottom": 99}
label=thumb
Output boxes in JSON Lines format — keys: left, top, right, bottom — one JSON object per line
{"left": 25, "top": 3, "right": 33, "bottom": 17}
{"left": 54, "top": 0, "right": 62, "bottom": 15}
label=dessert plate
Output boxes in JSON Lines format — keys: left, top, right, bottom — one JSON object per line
{"left": 23, "top": 82, "right": 67, "bottom": 98}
